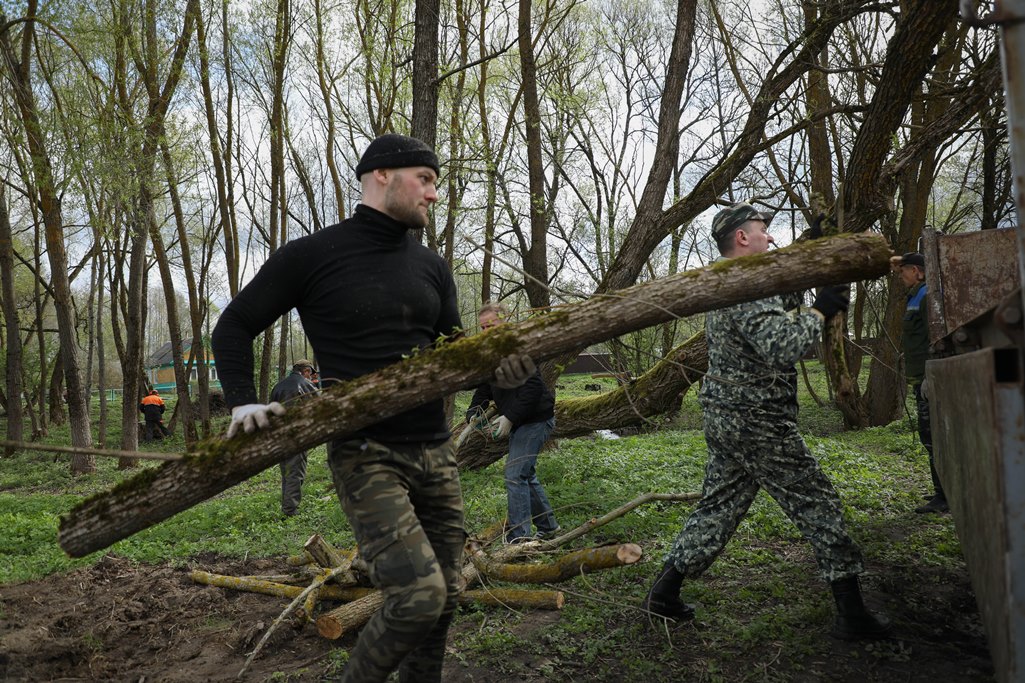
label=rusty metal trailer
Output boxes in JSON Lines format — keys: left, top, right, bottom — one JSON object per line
{"left": 924, "top": 3, "right": 1025, "bottom": 681}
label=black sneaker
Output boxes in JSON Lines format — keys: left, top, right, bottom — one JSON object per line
{"left": 535, "top": 526, "right": 562, "bottom": 541}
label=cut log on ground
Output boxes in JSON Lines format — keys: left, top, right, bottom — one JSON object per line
{"left": 191, "top": 570, "right": 377, "bottom": 602}
{"left": 303, "top": 534, "right": 357, "bottom": 585}
{"left": 455, "top": 332, "right": 708, "bottom": 469}
{"left": 192, "top": 570, "right": 566, "bottom": 613}
{"left": 313, "top": 587, "right": 565, "bottom": 640}
{"left": 470, "top": 543, "right": 642, "bottom": 583}
{"left": 59, "top": 234, "right": 891, "bottom": 558}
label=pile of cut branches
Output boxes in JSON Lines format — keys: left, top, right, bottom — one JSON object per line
{"left": 189, "top": 491, "right": 699, "bottom": 678}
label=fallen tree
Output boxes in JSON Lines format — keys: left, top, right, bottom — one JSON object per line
{"left": 58, "top": 233, "right": 891, "bottom": 558}
{"left": 454, "top": 331, "right": 708, "bottom": 469}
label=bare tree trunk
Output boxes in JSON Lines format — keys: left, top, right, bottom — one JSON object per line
{"left": 312, "top": 0, "right": 344, "bottom": 222}
{"left": 59, "top": 234, "right": 892, "bottom": 558}
{"left": 117, "top": 0, "right": 200, "bottom": 462}
{"left": 804, "top": 0, "right": 836, "bottom": 209}
{"left": 517, "top": 0, "right": 550, "bottom": 310}
{"left": 477, "top": 9, "right": 496, "bottom": 303}
{"left": 410, "top": 0, "right": 440, "bottom": 245}
{"left": 148, "top": 218, "right": 195, "bottom": 443}
{"left": 258, "top": 0, "right": 290, "bottom": 402}
{"left": 159, "top": 136, "right": 203, "bottom": 444}
{"left": 32, "top": 207, "right": 46, "bottom": 437}
{"left": 21, "top": 363, "right": 40, "bottom": 439}
{"left": 47, "top": 354, "right": 65, "bottom": 426}
{"left": 196, "top": 2, "right": 240, "bottom": 296}
{"left": 1, "top": 2, "right": 93, "bottom": 470}
{"left": 0, "top": 183, "right": 23, "bottom": 454}
{"left": 96, "top": 245, "right": 108, "bottom": 450}
{"left": 545, "top": 0, "right": 697, "bottom": 382}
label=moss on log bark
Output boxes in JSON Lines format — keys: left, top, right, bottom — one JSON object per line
{"left": 59, "top": 234, "right": 891, "bottom": 558}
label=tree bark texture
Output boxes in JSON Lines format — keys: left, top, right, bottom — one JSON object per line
{"left": 0, "top": 183, "right": 23, "bottom": 454}
{"left": 517, "top": 0, "right": 550, "bottom": 310}
{"left": 58, "top": 233, "right": 891, "bottom": 558}
{"left": 842, "top": 0, "right": 957, "bottom": 225}
{"left": 410, "top": 0, "right": 440, "bottom": 151}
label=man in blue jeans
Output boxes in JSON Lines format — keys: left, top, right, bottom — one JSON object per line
{"left": 467, "top": 302, "right": 560, "bottom": 543}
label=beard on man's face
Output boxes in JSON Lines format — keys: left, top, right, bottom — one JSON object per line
{"left": 384, "top": 182, "right": 428, "bottom": 230}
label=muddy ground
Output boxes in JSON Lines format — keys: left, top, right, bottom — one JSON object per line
{"left": 0, "top": 553, "right": 995, "bottom": 682}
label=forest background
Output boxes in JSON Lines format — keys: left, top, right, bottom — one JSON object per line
{"left": 0, "top": 0, "right": 1013, "bottom": 472}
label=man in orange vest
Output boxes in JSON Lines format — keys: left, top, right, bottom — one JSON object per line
{"left": 139, "top": 390, "right": 171, "bottom": 441}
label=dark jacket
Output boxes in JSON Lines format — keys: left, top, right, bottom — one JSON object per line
{"left": 211, "top": 204, "right": 462, "bottom": 443}
{"left": 139, "top": 401, "right": 165, "bottom": 423}
{"left": 270, "top": 371, "right": 317, "bottom": 404}
{"left": 902, "top": 282, "right": 929, "bottom": 384}
{"left": 466, "top": 370, "right": 555, "bottom": 428}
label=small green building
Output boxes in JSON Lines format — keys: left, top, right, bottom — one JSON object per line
{"left": 145, "top": 340, "right": 221, "bottom": 394}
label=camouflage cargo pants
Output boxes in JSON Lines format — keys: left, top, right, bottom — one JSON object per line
{"left": 327, "top": 437, "right": 466, "bottom": 683}
{"left": 666, "top": 409, "right": 864, "bottom": 583}
{"left": 279, "top": 451, "right": 308, "bottom": 516}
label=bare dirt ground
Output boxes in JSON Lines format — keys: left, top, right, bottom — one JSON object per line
{"left": 0, "top": 553, "right": 995, "bottom": 682}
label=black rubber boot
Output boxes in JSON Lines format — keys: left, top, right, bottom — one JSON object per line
{"left": 915, "top": 493, "right": 949, "bottom": 514}
{"left": 830, "top": 576, "right": 892, "bottom": 640}
{"left": 641, "top": 560, "right": 694, "bottom": 621}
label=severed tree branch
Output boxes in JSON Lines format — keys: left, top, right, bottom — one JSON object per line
{"left": 57, "top": 234, "right": 891, "bottom": 559}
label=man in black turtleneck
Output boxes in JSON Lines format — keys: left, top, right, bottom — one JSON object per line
{"left": 212, "top": 134, "right": 533, "bottom": 683}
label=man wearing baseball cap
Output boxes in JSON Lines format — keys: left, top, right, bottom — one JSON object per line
{"left": 642, "top": 202, "right": 890, "bottom": 641}
{"left": 890, "top": 252, "right": 947, "bottom": 514}
{"left": 212, "top": 134, "right": 536, "bottom": 682}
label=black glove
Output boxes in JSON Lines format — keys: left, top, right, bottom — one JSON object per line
{"left": 812, "top": 284, "right": 850, "bottom": 320}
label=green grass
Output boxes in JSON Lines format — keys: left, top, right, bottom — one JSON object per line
{"left": 0, "top": 363, "right": 969, "bottom": 680}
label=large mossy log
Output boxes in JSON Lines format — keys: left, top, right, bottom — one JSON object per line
{"left": 59, "top": 234, "right": 891, "bottom": 558}
{"left": 455, "top": 332, "right": 708, "bottom": 469}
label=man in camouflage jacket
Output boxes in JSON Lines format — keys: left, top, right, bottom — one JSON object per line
{"left": 641, "top": 202, "right": 890, "bottom": 641}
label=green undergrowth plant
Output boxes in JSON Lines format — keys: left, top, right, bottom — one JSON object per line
{"left": 0, "top": 362, "right": 972, "bottom": 680}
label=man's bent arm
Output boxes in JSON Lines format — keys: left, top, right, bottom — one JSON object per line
{"left": 212, "top": 246, "right": 306, "bottom": 407}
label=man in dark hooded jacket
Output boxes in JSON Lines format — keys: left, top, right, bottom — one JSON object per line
{"left": 270, "top": 360, "right": 318, "bottom": 516}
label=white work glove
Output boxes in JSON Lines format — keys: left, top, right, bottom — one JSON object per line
{"left": 227, "top": 402, "right": 286, "bottom": 438}
{"left": 494, "top": 354, "right": 536, "bottom": 389}
{"left": 491, "top": 415, "right": 513, "bottom": 439}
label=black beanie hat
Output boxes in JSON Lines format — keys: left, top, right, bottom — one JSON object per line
{"left": 354, "top": 134, "right": 440, "bottom": 179}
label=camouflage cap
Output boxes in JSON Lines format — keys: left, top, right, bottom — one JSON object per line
{"left": 711, "top": 202, "right": 773, "bottom": 241}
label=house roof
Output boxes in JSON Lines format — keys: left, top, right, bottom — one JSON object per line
{"left": 145, "top": 340, "right": 212, "bottom": 368}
